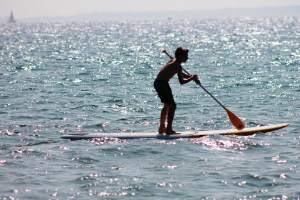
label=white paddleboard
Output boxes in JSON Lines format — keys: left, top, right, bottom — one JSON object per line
{"left": 61, "top": 123, "right": 289, "bottom": 140}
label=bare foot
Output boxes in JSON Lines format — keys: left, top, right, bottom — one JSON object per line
{"left": 158, "top": 126, "right": 167, "bottom": 134}
{"left": 166, "top": 130, "right": 181, "bottom": 135}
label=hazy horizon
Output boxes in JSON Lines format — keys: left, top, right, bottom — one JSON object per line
{"left": 1, "top": 0, "right": 300, "bottom": 19}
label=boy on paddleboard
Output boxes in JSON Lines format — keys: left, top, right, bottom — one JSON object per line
{"left": 154, "top": 47, "right": 200, "bottom": 135}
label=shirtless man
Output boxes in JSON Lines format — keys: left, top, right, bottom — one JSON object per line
{"left": 154, "top": 47, "right": 200, "bottom": 135}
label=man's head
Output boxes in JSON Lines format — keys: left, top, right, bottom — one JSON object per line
{"left": 175, "top": 47, "right": 189, "bottom": 62}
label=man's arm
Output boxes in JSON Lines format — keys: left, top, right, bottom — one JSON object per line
{"left": 182, "top": 73, "right": 192, "bottom": 79}
{"left": 177, "top": 66, "right": 195, "bottom": 85}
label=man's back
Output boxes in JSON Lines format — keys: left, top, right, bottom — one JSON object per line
{"left": 156, "top": 60, "right": 181, "bottom": 82}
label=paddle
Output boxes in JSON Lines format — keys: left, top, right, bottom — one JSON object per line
{"left": 162, "top": 50, "right": 245, "bottom": 130}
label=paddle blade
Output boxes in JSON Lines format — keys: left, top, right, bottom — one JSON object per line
{"left": 225, "top": 108, "right": 245, "bottom": 130}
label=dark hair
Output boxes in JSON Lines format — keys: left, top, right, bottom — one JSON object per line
{"left": 175, "top": 47, "right": 189, "bottom": 59}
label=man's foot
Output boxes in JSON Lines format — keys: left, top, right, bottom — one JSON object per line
{"left": 158, "top": 126, "right": 167, "bottom": 134}
{"left": 166, "top": 130, "right": 181, "bottom": 135}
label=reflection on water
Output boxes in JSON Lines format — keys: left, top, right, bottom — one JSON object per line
{"left": 0, "top": 16, "right": 299, "bottom": 199}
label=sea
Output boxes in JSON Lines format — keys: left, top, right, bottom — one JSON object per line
{"left": 0, "top": 16, "right": 300, "bottom": 199}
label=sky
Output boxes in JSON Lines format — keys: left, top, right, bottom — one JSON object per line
{"left": 1, "top": 0, "right": 300, "bottom": 18}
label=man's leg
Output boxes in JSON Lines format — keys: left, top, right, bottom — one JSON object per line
{"left": 166, "top": 104, "right": 177, "bottom": 135}
{"left": 158, "top": 104, "right": 169, "bottom": 133}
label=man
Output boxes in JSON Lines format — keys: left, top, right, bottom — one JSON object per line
{"left": 154, "top": 47, "right": 200, "bottom": 135}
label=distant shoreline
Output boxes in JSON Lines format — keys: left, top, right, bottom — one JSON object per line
{"left": 1, "top": 5, "right": 300, "bottom": 23}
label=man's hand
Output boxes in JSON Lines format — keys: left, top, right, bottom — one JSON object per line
{"left": 193, "top": 75, "right": 201, "bottom": 85}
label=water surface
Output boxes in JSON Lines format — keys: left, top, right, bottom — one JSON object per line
{"left": 0, "top": 16, "right": 300, "bottom": 199}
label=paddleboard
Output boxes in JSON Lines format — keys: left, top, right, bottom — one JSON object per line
{"left": 61, "top": 123, "right": 289, "bottom": 140}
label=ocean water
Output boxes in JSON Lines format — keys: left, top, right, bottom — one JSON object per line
{"left": 0, "top": 16, "right": 300, "bottom": 199}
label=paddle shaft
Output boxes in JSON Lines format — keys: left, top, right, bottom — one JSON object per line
{"left": 183, "top": 69, "right": 227, "bottom": 110}
{"left": 163, "top": 50, "right": 174, "bottom": 59}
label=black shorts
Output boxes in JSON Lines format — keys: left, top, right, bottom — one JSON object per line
{"left": 154, "top": 79, "right": 176, "bottom": 106}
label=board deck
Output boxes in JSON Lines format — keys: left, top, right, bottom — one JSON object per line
{"left": 61, "top": 123, "right": 289, "bottom": 140}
